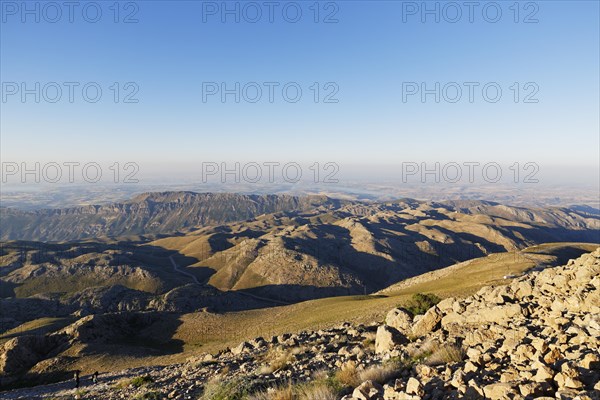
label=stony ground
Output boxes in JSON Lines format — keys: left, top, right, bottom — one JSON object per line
{"left": 2, "top": 249, "right": 599, "bottom": 400}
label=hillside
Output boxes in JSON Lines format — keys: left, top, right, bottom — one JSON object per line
{"left": 1, "top": 198, "right": 598, "bottom": 324}
{"left": 151, "top": 199, "right": 600, "bottom": 301}
{"left": 0, "top": 192, "right": 342, "bottom": 242}
{"left": 1, "top": 194, "right": 598, "bottom": 390}
{"left": 2, "top": 247, "right": 598, "bottom": 399}
{"left": 1, "top": 197, "right": 598, "bottom": 334}
{"left": 0, "top": 243, "right": 596, "bottom": 391}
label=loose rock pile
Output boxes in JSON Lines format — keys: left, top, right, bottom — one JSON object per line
{"left": 2, "top": 249, "right": 599, "bottom": 400}
{"left": 365, "top": 248, "right": 600, "bottom": 400}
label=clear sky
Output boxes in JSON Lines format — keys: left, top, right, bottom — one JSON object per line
{"left": 1, "top": 0, "right": 599, "bottom": 185}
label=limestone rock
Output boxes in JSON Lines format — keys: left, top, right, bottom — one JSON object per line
{"left": 353, "top": 380, "right": 384, "bottom": 400}
{"left": 385, "top": 308, "right": 413, "bottom": 334}
{"left": 411, "top": 306, "right": 442, "bottom": 337}
{"left": 375, "top": 325, "right": 407, "bottom": 354}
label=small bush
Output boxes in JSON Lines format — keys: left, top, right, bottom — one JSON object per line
{"left": 404, "top": 293, "right": 441, "bottom": 316}
{"left": 333, "top": 361, "right": 359, "bottom": 387}
{"left": 133, "top": 392, "right": 161, "bottom": 400}
{"left": 201, "top": 377, "right": 252, "bottom": 400}
{"left": 130, "top": 375, "right": 154, "bottom": 388}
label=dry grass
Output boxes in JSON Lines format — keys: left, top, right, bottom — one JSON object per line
{"left": 296, "top": 382, "right": 338, "bottom": 400}
{"left": 219, "top": 365, "right": 231, "bottom": 376}
{"left": 113, "top": 375, "right": 154, "bottom": 390}
{"left": 249, "top": 384, "right": 293, "bottom": 400}
{"left": 112, "top": 378, "right": 131, "bottom": 390}
{"left": 259, "top": 346, "right": 299, "bottom": 374}
{"left": 200, "top": 377, "right": 252, "bottom": 400}
{"left": 250, "top": 380, "right": 339, "bottom": 400}
{"left": 362, "top": 336, "right": 376, "bottom": 350}
{"left": 334, "top": 361, "right": 399, "bottom": 388}
{"left": 358, "top": 364, "right": 399, "bottom": 384}
{"left": 424, "top": 343, "right": 466, "bottom": 366}
{"left": 334, "top": 361, "right": 359, "bottom": 387}
{"left": 311, "top": 369, "right": 330, "bottom": 381}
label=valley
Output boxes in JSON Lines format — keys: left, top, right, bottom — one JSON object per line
{"left": 0, "top": 192, "right": 598, "bottom": 392}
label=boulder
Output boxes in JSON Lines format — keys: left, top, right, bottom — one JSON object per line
{"left": 411, "top": 306, "right": 442, "bottom": 337}
{"left": 441, "top": 312, "right": 466, "bottom": 328}
{"left": 405, "top": 377, "right": 423, "bottom": 396}
{"left": 554, "top": 362, "right": 584, "bottom": 389}
{"left": 385, "top": 308, "right": 413, "bottom": 334}
{"left": 375, "top": 325, "right": 407, "bottom": 354}
{"left": 469, "top": 304, "right": 523, "bottom": 325}
{"left": 353, "top": 380, "right": 384, "bottom": 400}
{"left": 482, "top": 383, "right": 517, "bottom": 399}
{"left": 231, "top": 341, "right": 252, "bottom": 355}
{"left": 533, "top": 364, "right": 554, "bottom": 382}
{"left": 581, "top": 352, "right": 600, "bottom": 370}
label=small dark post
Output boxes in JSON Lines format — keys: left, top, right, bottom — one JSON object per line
{"left": 74, "top": 370, "right": 80, "bottom": 389}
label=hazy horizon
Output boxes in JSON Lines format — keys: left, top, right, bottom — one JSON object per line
{"left": 2, "top": 1, "right": 599, "bottom": 176}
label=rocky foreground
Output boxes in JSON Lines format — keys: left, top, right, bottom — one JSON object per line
{"left": 2, "top": 249, "right": 600, "bottom": 400}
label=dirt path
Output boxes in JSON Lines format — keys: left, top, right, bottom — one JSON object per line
{"left": 233, "top": 290, "right": 291, "bottom": 306}
{"left": 169, "top": 255, "right": 200, "bottom": 285}
{"left": 168, "top": 255, "right": 289, "bottom": 305}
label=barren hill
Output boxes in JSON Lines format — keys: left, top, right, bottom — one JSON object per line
{"left": 0, "top": 195, "right": 599, "bottom": 391}
{"left": 2, "top": 247, "right": 598, "bottom": 399}
{"left": 152, "top": 200, "right": 600, "bottom": 301}
{"left": 1, "top": 198, "right": 598, "bottom": 330}
{"left": 0, "top": 192, "right": 342, "bottom": 242}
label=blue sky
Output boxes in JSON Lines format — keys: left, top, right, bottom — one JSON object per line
{"left": 1, "top": 0, "right": 599, "bottom": 184}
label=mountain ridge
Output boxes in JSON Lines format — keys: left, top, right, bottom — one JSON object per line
{"left": 0, "top": 192, "right": 345, "bottom": 242}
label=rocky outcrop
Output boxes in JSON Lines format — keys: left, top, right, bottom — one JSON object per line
{"left": 0, "top": 334, "right": 69, "bottom": 385}
{"left": 366, "top": 247, "right": 600, "bottom": 399}
{"left": 2, "top": 248, "right": 600, "bottom": 400}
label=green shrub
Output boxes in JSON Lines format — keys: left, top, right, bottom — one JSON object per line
{"left": 404, "top": 293, "right": 441, "bottom": 315}
{"left": 201, "top": 377, "right": 252, "bottom": 400}
{"left": 129, "top": 375, "right": 154, "bottom": 388}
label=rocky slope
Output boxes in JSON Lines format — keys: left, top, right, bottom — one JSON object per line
{"left": 2, "top": 248, "right": 599, "bottom": 399}
{"left": 152, "top": 199, "right": 600, "bottom": 301}
{"left": 1, "top": 197, "right": 598, "bottom": 334}
{"left": 0, "top": 192, "right": 342, "bottom": 242}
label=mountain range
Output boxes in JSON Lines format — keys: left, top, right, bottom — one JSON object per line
{"left": 0, "top": 192, "right": 599, "bottom": 389}
{"left": 0, "top": 192, "right": 342, "bottom": 242}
